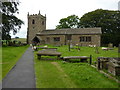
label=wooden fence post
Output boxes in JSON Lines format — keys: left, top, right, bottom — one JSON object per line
{"left": 97, "top": 57, "right": 101, "bottom": 70}
{"left": 90, "top": 55, "right": 92, "bottom": 65}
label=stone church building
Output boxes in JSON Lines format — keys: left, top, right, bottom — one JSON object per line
{"left": 27, "top": 12, "right": 102, "bottom": 46}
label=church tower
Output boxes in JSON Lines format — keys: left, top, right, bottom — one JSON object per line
{"left": 27, "top": 11, "right": 46, "bottom": 44}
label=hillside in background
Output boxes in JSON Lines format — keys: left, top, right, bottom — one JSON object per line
{"left": 12, "top": 38, "right": 26, "bottom": 43}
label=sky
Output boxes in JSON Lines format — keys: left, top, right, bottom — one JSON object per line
{"left": 10, "top": 0, "right": 120, "bottom": 38}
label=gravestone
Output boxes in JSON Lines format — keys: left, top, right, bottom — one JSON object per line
{"left": 108, "top": 58, "right": 120, "bottom": 76}
{"left": 97, "top": 57, "right": 109, "bottom": 70}
{"left": 108, "top": 43, "right": 113, "bottom": 48}
{"left": 95, "top": 46, "right": 99, "bottom": 54}
{"left": 97, "top": 57, "right": 120, "bottom": 76}
{"left": 70, "top": 44, "right": 73, "bottom": 48}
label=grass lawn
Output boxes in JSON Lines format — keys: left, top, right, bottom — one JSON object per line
{"left": 34, "top": 45, "right": 119, "bottom": 88}
{"left": 59, "top": 62, "right": 119, "bottom": 88}
{"left": 2, "top": 45, "right": 28, "bottom": 79}
{"left": 35, "top": 60, "right": 77, "bottom": 88}
{"left": 58, "top": 46, "right": 118, "bottom": 62}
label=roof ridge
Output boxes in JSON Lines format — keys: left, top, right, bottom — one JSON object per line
{"left": 37, "top": 28, "right": 102, "bottom": 35}
{"left": 45, "top": 27, "right": 101, "bottom": 31}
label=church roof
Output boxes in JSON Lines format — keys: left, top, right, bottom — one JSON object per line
{"left": 37, "top": 28, "right": 102, "bottom": 35}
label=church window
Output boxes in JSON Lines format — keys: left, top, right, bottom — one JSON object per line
{"left": 80, "top": 37, "right": 84, "bottom": 42}
{"left": 80, "top": 36, "right": 91, "bottom": 42}
{"left": 86, "top": 37, "right": 91, "bottom": 42}
{"left": 54, "top": 37, "right": 60, "bottom": 42}
{"left": 32, "top": 19, "right": 35, "bottom": 24}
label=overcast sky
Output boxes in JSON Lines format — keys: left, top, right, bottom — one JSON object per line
{"left": 10, "top": 0, "right": 120, "bottom": 38}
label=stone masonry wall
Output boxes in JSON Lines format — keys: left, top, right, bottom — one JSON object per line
{"left": 27, "top": 14, "right": 46, "bottom": 44}
{"left": 39, "top": 34, "right": 101, "bottom": 46}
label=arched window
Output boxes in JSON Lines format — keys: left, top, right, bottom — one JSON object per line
{"left": 32, "top": 19, "right": 35, "bottom": 24}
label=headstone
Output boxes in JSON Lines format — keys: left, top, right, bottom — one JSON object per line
{"left": 97, "top": 57, "right": 109, "bottom": 70}
{"left": 70, "top": 44, "right": 73, "bottom": 48}
{"left": 108, "top": 58, "right": 120, "bottom": 76}
{"left": 108, "top": 43, "right": 113, "bottom": 48}
{"left": 95, "top": 46, "right": 99, "bottom": 54}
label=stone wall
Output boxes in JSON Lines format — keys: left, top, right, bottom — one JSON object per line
{"left": 39, "top": 34, "right": 101, "bottom": 46}
{"left": 72, "top": 35, "right": 100, "bottom": 46}
{"left": 40, "top": 35, "right": 65, "bottom": 46}
{"left": 27, "top": 14, "right": 46, "bottom": 44}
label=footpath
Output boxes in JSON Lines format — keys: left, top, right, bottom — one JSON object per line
{"left": 2, "top": 47, "right": 36, "bottom": 88}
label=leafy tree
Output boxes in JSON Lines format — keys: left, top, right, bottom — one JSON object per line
{"left": 1, "top": 1, "right": 24, "bottom": 40}
{"left": 56, "top": 15, "right": 80, "bottom": 29}
{"left": 80, "top": 9, "right": 120, "bottom": 46}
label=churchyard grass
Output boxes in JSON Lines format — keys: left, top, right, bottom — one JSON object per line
{"left": 59, "top": 62, "right": 119, "bottom": 88}
{"left": 2, "top": 45, "right": 28, "bottom": 79}
{"left": 58, "top": 46, "right": 118, "bottom": 62}
{"left": 34, "top": 45, "right": 119, "bottom": 88}
{"left": 34, "top": 59, "right": 77, "bottom": 88}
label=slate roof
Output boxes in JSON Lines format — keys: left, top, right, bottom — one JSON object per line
{"left": 37, "top": 28, "right": 102, "bottom": 35}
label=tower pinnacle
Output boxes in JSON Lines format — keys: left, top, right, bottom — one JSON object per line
{"left": 39, "top": 10, "right": 40, "bottom": 14}
{"left": 27, "top": 12, "right": 29, "bottom": 16}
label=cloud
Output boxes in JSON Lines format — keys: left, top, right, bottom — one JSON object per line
{"left": 11, "top": 0, "right": 119, "bottom": 38}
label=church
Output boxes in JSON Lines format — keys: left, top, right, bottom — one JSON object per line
{"left": 27, "top": 12, "right": 102, "bottom": 46}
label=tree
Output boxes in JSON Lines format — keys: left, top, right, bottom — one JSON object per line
{"left": 1, "top": 1, "right": 24, "bottom": 40}
{"left": 80, "top": 9, "right": 120, "bottom": 46}
{"left": 56, "top": 15, "right": 80, "bottom": 29}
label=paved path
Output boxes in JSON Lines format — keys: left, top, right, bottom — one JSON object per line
{"left": 2, "top": 47, "right": 36, "bottom": 88}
